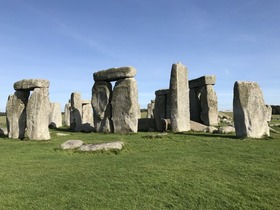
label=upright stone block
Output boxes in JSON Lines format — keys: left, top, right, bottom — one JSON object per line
{"left": 6, "top": 91, "right": 30, "bottom": 139}
{"left": 26, "top": 88, "right": 51, "bottom": 140}
{"left": 64, "top": 103, "right": 71, "bottom": 126}
{"left": 169, "top": 62, "right": 190, "bottom": 132}
{"left": 91, "top": 81, "right": 112, "bottom": 133}
{"left": 200, "top": 85, "right": 218, "bottom": 126}
{"left": 49, "top": 103, "right": 62, "bottom": 128}
{"left": 111, "top": 78, "right": 138, "bottom": 133}
{"left": 70, "top": 92, "right": 83, "bottom": 132}
{"left": 147, "top": 100, "right": 155, "bottom": 118}
{"left": 154, "top": 89, "right": 170, "bottom": 131}
{"left": 82, "top": 102, "right": 94, "bottom": 132}
{"left": 233, "top": 81, "right": 271, "bottom": 138}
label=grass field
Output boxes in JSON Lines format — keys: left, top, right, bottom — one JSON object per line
{"left": 0, "top": 128, "right": 279, "bottom": 209}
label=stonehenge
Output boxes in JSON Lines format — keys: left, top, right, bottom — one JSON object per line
{"left": 92, "top": 66, "right": 138, "bottom": 133}
{"left": 6, "top": 79, "right": 51, "bottom": 140}
{"left": 233, "top": 81, "right": 271, "bottom": 138}
{"left": 189, "top": 76, "right": 218, "bottom": 126}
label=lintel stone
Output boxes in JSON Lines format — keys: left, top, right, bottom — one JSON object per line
{"left": 189, "top": 76, "right": 216, "bottom": 88}
{"left": 14, "top": 79, "right": 50, "bottom": 90}
{"left": 93, "top": 66, "right": 136, "bottom": 82}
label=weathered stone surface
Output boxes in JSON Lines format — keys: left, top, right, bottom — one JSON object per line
{"left": 147, "top": 100, "right": 155, "bottom": 118}
{"left": 200, "top": 85, "right": 218, "bottom": 126}
{"left": 189, "top": 75, "right": 216, "bottom": 88}
{"left": 61, "top": 140, "right": 84, "bottom": 150}
{"left": 169, "top": 62, "right": 190, "bottom": 132}
{"left": 14, "top": 79, "right": 50, "bottom": 90}
{"left": 64, "top": 103, "right": 71, "bottom": 126}
{"left": 26, "top": 88, "right": 51, "bottom": 140}
{"left": 190, "top": 120, "right": 208, "bottom": 132}
{"left": 6, "top": 91, "right": 30, "bottom": 139}
{"left": 206, "top": 126, "right": 218, "bottom": 133}
{"left": 233, "top": 81, "right": 271, "bottom": 138}
{"left": 138, "top": 118, "right": 156, "bottom": 132}
{"left": 217, "top": 126, "right": 235, "bottom": 134}
{"left": 70, "top": 92, "right": 83, "bottom": 132}
{"left": 154, "top": 89, "right": 170, "bottom": 131}
{"left": 49, "top": 103, "right": 62, "bottom": 128}
{"left": 91, "top": 81, "right": 112, "bottom": 133}
{"left": 81, "top": 103, "right": 94, "bottom": 132}
{"left": 111, "top": 78, "right": 138, "bottom": 133}
{"left": 94, "top": 66, "right": 136, "bottom": 82}
{"left": 79, "top": 141, "right": 124, "bottom": 152}
{"left": 0, "top": 127, "right": 8, "bottom": 136}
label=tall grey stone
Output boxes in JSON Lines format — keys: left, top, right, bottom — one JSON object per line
{"left": 233, "top": 81, "right": 271, "bottom": 138}
{"left": 111, "top": 78, "right": 138, "bottom": 133}
{"left": 26, "top": 88, "right": 51, "bottom": 140}
{"left": 200, "top": 85, "right": 218, "bottom": 126}
{"left": 91, "top": 81, "right": 112, "bottom": 133}
{"left": 64, "top": 103, "right": 71, "bottom": 126}
{"left": 154, "top": 89, "right": 170, "bottom": 131}
{"left": 6, "top": 91, "right": 30, "bottom": 139}
{"left": 82, "top": 103, "right": 94, "bottom": 132}
{"left": 49, "top": 103, "right": 62, "bottom": 128}
{"left": 70, "top": 92, "right": 83, "bottom": 132}
{"left": 169, "top": 62, "right": 190, "bottom": 132}
{"left": 147, "top": 100, "right": 155, "bottom": 118}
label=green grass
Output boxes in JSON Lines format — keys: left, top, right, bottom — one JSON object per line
{"left": 0, "top": 129, "right": 279, "bottom": 210}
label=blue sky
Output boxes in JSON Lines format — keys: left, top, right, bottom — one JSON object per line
{"left": 0, "top": 0, "right": 279, "bottom": 112}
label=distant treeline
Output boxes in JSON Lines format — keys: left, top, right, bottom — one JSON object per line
{"left": 0, "top": 112, "right": 6, "bottom": 116}
{"left": 271, "top": 105, "right": 280, "bottom": 115}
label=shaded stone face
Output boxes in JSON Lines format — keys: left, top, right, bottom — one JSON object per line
{"left": 169, "top": 62, "right": 190, "bottom": 132}
{"left": 6, "top": 91, "right": 30, "bottom": 139}
{"left": 26, "top": 88, "right": 51, "bottom": 140}
{"left": 14, "top": 79, "right": 50, "bottom": 91}
{"left": 154, "top": 89, "right": 170, "bottom": 132}
{"left": 189, "top": 75, "right": 216, "bottom": 89}
{"left": 111, "top": 78, "right": 138, "bottom": 133}
{"left": 64, "top": 103, "right": 71, "bottom": 126}
{"left": 91, "top": 81, "right": 112, "bottom": 133}
{"left": 93, "top": 66, "right": 137, "bottom": 82}
{"left": 70, "top": 92, "right": 83, "bottom": 132}
{"left": 233, "top": 81, "right": 271, "bottom": 138}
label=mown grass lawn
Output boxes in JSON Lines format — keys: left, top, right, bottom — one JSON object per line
{"left": 0, "top": 129, "right": 279, "bottom": 210}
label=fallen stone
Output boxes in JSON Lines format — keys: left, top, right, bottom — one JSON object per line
{"left": 14, "top": 79, "right": 50, "bottom": 90}
{"left": 217, "top": 126, "right": 235, "bottom": 134}
{"left": 56, "top": 133, "right": 70, "bottom": 136}
{"left": 94, "top": 66, "right": 136, "bottom": 82}
{"left": 61, "top": 140, "right": 84, "bottom": 149}
{"left": 79, "top": 141, "right": 124, "bottom": 152}
{"left": 190, "top": 120, "right": 208, "bottom": 132}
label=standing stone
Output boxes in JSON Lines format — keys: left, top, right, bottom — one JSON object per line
{"left": 169, "top": 62, "right": 190, "bottom": 132}
{"left": 6, "top": 91, "right": 30, "bottom": 139}
{"left": 200, "top": 85, "right": 218, "bottom": 126}
{"left": 147, "top": 100, "right": 155, "bottom": 118}
{"left": 154, "top": 89, "right": 170, "bottom": 131}
{"left": 91, "top": 81, "right": 112, "bottom": 133}
{"left": 111, "top": 78, "right": 138, "bottom": 133}
{"left": 70, "top": 92, "right": 83, "bottom": 132}
{"left": 233, "top": 81, "right": 271, "bottom": 138}
{"left": 49, "top": 103, "right": 62, "bottom": 128}
{"left": 82, "top": 102, "right": 94, "bottom": 132}
{"left": 26, "top": 88, "right": 51, "bottom": 140}
{"left": 64, "top": 103, "right": 71, "bottom": 126}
